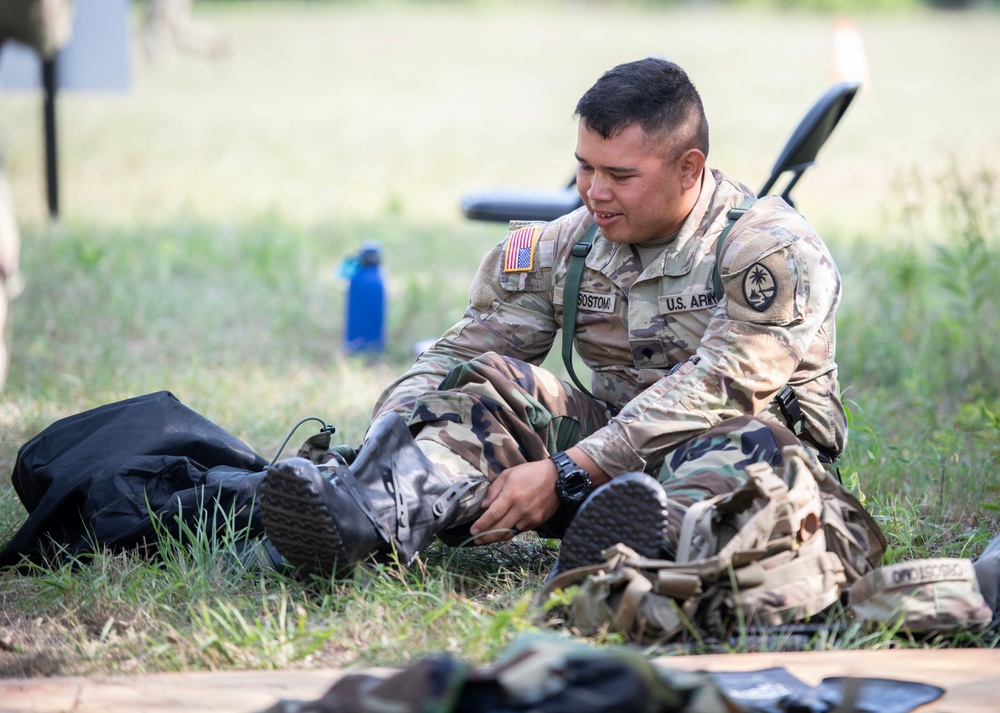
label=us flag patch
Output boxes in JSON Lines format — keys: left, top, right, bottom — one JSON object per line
{"left": 503, "top": 227, "right": 539, "bottom": 273}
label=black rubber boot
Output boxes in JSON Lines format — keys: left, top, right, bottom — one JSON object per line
{"left": 547, "top": 471, "right": 670, "bottom": 582}
{"left": 260, "top": 413, "right": 482, "bottom": 577}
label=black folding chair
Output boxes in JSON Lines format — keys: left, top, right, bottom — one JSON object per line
{"left": 757, "top": 81, "right": 860, "bottom": 209}
{"left": 459, "top": 80, "right": 861, "bottom": 223}
{"left": 460, "top": 182, "right": 584, "bottom": 223}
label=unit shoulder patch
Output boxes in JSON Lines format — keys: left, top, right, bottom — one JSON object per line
{"left": 725, "top": 248, "right": 798, "bottom": 325}
{"left": 503, "top": 227, "right": 540, "bottom": 273}
{"left": 742, "top": 262, "right": 777, "bottom": 312}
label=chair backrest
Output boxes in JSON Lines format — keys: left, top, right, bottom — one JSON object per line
{"left": 460, "top": 81, "right": 861, "bottom": 222}
{"left": 758, "top": 81, "right": 861, "bottom": 208}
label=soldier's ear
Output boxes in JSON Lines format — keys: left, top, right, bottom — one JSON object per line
{"left": 678, "top": 149, "right": 706, "bottom": 190}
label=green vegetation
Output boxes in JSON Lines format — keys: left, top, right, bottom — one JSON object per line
{"left": 2, "top": 2, "right": 999, "bottom": 676}
{"left": 837, "top": 163, "right": 1000, "bottom": 564}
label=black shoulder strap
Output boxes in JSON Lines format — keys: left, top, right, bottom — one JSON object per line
{"left": 712, "top": 196, "right": 758, "bottom": 302}
{"left": 561, "top": 222, "right": 600, "bottom": 398}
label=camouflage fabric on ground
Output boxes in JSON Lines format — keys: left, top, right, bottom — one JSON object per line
{"left": 258, "top": 632, "right": 744, "bottom": 713}
{"left": 256, "top": 632, "right": 945, "bottom": 713}
{"left": 850, "top": 558, "right": 993, "bottom": 632}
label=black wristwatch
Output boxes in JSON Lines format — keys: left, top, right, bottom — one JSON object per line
{"left": 550, "top": 451, "right": 592, "bottom": 503}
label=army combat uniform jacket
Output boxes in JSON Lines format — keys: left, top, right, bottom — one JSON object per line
{"left": 373, "top": 168, "right": 847, "bottom": 478}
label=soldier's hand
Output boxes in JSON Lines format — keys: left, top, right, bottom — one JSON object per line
{"left": 468, "top": 460, "right": 560, "bottom": 545}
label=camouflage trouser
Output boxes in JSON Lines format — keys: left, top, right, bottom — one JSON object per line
{"left": 404, "top": 352, "right": 802, "bottom": 547}
{"left": 409, "top": 352, "right": 611, "bottom": 481}
{"left": 657, "top": 413, "right": 799, "bottom": 556}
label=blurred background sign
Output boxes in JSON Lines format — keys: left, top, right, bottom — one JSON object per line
{"left": 0, "top": 0, "right": 131, "bottom": 93}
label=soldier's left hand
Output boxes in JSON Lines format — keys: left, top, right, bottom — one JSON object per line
{"left": 469, "top": 460, "right": 561, "bottom": 545}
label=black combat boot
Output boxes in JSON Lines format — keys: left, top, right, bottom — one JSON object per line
{"left": 547, "top": 472, "right": 670, "bottom": 582}
{"left": 260, "top": 413, "right": 482, "bottom": 577}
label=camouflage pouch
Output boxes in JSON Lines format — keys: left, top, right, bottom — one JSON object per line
{"left": 849, "top": 557, "right": 993, "bottom": 632}
{"left": 0, "top": 0, "right": 74, "bottom": 57}
{"left": 542, "top": 449, "right": 849, "bottom": 643}
{"left": 552, "top": 544, "right": 695, "bottom": 642}
{"left": 807, "top": 451, "right": 887, "bottom": 584}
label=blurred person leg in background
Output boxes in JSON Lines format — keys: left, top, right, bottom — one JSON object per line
{"left": 142, "top": 0, "right": 229, "bottom": 64}
{"left": 0, "top": 0, "right": 75, "bottom": 392}
{"left": 0, "top": 161, "right": 23, "bottom": 392}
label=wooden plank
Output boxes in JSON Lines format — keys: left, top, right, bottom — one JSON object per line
{"left": 1, "top": 650, "right": 998, "bottom": 712}
{"left": 0, "top": 670, "right": 340, "bottom": 713}
{"left": 657, "top": 649, "right": 1000, "bottom": 712}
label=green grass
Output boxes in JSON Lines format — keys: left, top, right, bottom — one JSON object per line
{"left": 2, "top": 1, "right": 1000, "bottom": 676}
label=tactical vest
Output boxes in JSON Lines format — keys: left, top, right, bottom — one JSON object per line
{"left": 539, "top": 445, "right": 885, "bottom": 643}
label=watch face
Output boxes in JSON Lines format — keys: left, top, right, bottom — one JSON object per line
{"left": 558, "top": 471, "right": 591, "bottom": 502}
{"left": 551, "top": 451, "right": 592, "bottom": 503}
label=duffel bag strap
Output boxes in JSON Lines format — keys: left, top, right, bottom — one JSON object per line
{"left": 614, "top": 568, "right": 655, "bottom": 635}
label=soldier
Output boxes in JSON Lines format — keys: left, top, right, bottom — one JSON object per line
{"left": 260, "top": 57, "right": 849, "bottom": 579}
{"left": 0, "top": 0, "right": 73, "bottom": 392}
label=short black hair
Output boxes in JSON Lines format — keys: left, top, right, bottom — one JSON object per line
{"left": 575, "top": 57, "right": 710, "bottom": 159}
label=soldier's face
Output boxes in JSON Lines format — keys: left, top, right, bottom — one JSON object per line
{"left": 575, "top": 122, "right": 702, "bottom": 245}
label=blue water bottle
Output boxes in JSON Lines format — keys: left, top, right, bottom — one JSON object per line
{"left": 344, "top": 242, "right": 386, "bottom": 354}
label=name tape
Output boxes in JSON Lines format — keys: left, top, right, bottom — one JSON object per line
{"left": 577, "top": 291, "right": 616, "bottom": 313}
{"left": 879, "top": 558, "right": 975, "bottom": 591}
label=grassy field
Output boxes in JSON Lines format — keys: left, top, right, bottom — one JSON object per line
{"left": 1, "top": 1, "right": 999, "bottom": 676}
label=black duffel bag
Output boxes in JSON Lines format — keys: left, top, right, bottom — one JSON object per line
{"left": 0, "top": 390, "right": 268, "bottom": 568}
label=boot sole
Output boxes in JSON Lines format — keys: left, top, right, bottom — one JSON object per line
{"left": 550, "top": 472, "right": 669, "bottom": 581}
{"left": 260, "top": 462, "right": 350, "bottom": 578}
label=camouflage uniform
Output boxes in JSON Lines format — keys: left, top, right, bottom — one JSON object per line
{"left": 370, "top": 168, "right": 846, "bottom": 544}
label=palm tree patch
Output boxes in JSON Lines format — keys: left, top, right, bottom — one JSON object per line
{"left": 743, "top": 262, "right": 777, "bottom": 312}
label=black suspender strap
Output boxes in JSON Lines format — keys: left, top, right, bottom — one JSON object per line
{"left": 561, "top": 222, "right": 600, "bottom": 398}
{"left": 711, "top": 197, "right": 758, "bottom": 302}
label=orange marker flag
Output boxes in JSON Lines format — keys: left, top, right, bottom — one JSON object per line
{"left": 833, "top": 17, "right": 871, "bottom": 93}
